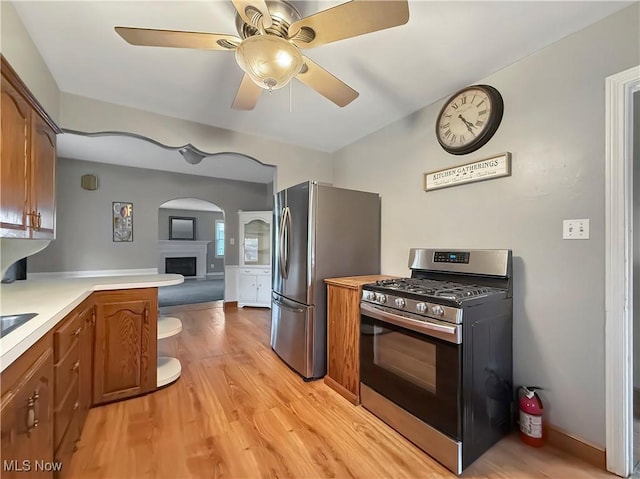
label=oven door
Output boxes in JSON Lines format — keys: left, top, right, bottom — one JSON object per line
{"left": 360, "top": 301, "right": 461, "bottom": 440}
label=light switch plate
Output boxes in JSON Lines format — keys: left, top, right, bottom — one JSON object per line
{"left": 563, "top": 219, "right": 590, "bottom": 239}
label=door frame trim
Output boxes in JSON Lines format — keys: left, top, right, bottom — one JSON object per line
{"left": 605, "top": 64, "right": 640, "bottom": 476}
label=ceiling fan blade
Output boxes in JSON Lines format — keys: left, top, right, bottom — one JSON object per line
{"left": 297, "top": 57, "right": 358, "bottom": 107}
{"left": 115, "top": 27, "right": 240, "bottom": 51}
{"left": 232, "top": 0, "right": 273, "bottom": 29}
{"left": 232, "top": 74, "right": 263, "bottom": 110}
{"left": 288, "top": 0, "right": 409, "bottom": 49}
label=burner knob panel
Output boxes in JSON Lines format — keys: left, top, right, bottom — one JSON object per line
{"left": 431, "top": 305, "right": 444, "bottom": 316}
{"left": 416, "top": 302, "right": 427, "bottom": 313}
{"left": 376, "top": 293, "right": 387, "bottom": 304}
{"left": 394, "top": 298, "right": 406, "bottom": 308}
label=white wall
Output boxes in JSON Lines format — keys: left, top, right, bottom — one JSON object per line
{"left": 633, "top": 90, "right": 640, "bottom": 389}
{"left": 331, "top": 4, "right": 640, "bottom": 448}
{"left": 59, "top": 93, "right": 332, "bottom": 191}
{"left": 0, "top": 1, "right": 59, "bottom": 122}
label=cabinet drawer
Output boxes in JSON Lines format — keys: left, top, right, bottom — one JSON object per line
{"left": 54, "top": 313, "right": 81, "bottom": 362}
{"left": 54, "top": 339, "right": 80, "bottom": 408}
{"left": 54, "top": 406, "right": 80, "bottom": 478}
{"left": 54, "top": 376, "right": 79, "bottom": 449}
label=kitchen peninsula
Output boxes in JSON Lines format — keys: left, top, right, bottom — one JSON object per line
{"left": 0, "top": 273, "right": 182, "bottom": 477}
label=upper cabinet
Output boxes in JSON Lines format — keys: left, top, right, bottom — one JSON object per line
{"left": 239, "top": 211, "right": 272, "bottom": 267}
{"left": 0, "top": 56, "right": 61, "bottom": 239}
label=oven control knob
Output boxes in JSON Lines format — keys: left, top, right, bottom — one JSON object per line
{"left": 431, "top": 305, "right": 445, "bottom": 316}
{"left": 394, "top": 298, "right": 406, "bottom": 308}
{"left": 363, "top": 291, "right": 374, "bottom": 301}
{"left": 376, "top": 293, "right": 387, "bottom": 304}
{"left": 416, "top": 302, "right": 427, "bottom": 313}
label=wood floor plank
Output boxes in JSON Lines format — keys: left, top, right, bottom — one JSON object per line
{"left": 66, "top": 304, "right": 613, "bottom": 479}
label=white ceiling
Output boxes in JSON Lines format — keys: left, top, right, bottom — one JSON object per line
{"left": 13, "top": 1, "right": 632, "bottom": 153}
{"left": 57, "top": 132, "right": 276, "bottom": 183}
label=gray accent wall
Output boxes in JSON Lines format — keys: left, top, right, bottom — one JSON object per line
{"left": 27, "top": 158, "right": 271, "bottom": 272}
{"left": 158, "top": 208, "right": 224, "bottom": 274}
{"left": 331, "top": 4, "right": 639, "bottom": 448}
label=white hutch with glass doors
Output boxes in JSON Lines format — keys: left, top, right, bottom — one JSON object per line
{"left": 238, "top": 211, "right": 272, "bottom": 307}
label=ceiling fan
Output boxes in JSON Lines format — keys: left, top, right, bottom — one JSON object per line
{"left": 115, "top": 0, "right": 409, "bottom": 110}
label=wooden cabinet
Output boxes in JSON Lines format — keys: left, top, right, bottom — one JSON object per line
{"left": 324, "top": 275, "right": 396, "bottom": 405}
{"left": 0, "top": 55, "right": 60, "bottom": 239}
{"left": 1, "top": 335, "right": 54, "bottom": 478}
{"left": 52, "top": 298, "right": 94, "bottom": 475}
{"left": 78, "top": 303, "right": 95, "bottom": 426}
{"left": 238, "top": 211, "right": 272, "bottom": 308}
{"left": 30, "top": 113, "right": 57, "bottom": 238}
{"left": 93, "top": 289, "right": 157, "bottom": 405}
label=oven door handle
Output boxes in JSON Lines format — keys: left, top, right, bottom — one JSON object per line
{"left": 360, "top": 302, "right": 461, "bottom": 344}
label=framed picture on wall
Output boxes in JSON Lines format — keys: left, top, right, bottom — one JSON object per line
{"left": 113, "top": 202, "right": 133, "bottom": 242}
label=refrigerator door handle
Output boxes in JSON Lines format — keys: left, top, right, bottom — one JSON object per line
{"left": 284, "top": 206, "right": 292, "bottom": 278}
{"left": 279, "top": 208, "right": 288, "bottom": 279}
{"left": 272, "top": 295, "right": 305, "bottom": 313}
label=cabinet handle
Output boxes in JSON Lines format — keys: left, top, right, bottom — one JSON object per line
{"left": 27, "top": 211, "right": 41, "bottom": 231}
{"left": 73, "top": 401, "right": 79, "bottom": 411}
{"left": 36, "top": 212, "right": 42, "bottom": 230}
{"left": 26, "top": 390, "right": 40, "bottom": 436}
{"left": 72, "top": 360, "right": 80, "bottom": 372}
{"left": 73, "top": 327, "right": 81, "bottom": 337}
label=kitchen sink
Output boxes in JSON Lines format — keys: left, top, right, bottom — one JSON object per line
{"left": 0, "top": 313, "right": 38, "bottom": 338}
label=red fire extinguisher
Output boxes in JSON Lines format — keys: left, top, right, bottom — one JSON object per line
{"left": 519, "top": 386, "right": 544, "bottom": 447}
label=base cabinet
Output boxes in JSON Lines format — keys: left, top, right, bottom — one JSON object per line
{"left": 0, "top": 336, "right": 54, "bottom": 478}
{"left": 238, "top": 268, "right": 271, "bottom": 307}
{"left": 51, "top": 297, "right": 94, "bottom": 478}
{"left": 93, "top": 289, "right": 157, "bottom": 405}
{"left": 324, "top": 275, "right": 396, "bottom": 405}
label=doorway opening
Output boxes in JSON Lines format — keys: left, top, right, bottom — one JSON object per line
{"left": 157, "top": 197, "right": 225, "bottom": 307}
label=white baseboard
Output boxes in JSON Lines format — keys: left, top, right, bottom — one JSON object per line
{"left": 29, "top": 268, "right": 158, "bottom": 279}
{"left": 206, "top": 272, "right": 224, "bottom": 278}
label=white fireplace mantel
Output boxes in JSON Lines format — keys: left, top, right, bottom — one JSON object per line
{"left": 158, "top": 240, "right": 210, "bottom": 279}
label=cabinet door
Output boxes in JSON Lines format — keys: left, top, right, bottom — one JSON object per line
{"left": 256, "top": 272, "right": 272, "bottom": 306}
{"left": 239, "top": 212, "right": 272, "bottom": 267}
{"left": 30, "top": 114, "right": 56, "bottom": 239}
{"left": 79, "top": 304, "right": 95, "bottom": 422}
{"left": 0, "top": 75, "right": 30, "bottom": 238}
{"left": 93, "top": 290, "right": 157, "bottom": 405}
{"left": 0, "top": 347, "right": 54, "bottom": 478}
{"left": 238, "top": 272, "right": 257, "bottom": 303}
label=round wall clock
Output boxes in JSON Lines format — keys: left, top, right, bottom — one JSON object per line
{"left": 435, "top": 85, "right": 504, "bottom": 155}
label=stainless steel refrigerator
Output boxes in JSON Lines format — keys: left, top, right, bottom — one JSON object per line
{"left": 271, "top": 181, "right": 381, "bottom": 379}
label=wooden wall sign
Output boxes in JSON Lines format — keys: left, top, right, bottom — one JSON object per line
{"left": 424, "top": 152, "right": 511, "bottom": 192}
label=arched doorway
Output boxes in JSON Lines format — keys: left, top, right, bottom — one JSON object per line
{"left": 157, "top": 197, "right": 225, "bottom": 307}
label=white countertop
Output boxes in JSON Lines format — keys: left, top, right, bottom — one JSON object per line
{"left": 0, "top": 274, "right": 183, "bottom": 372}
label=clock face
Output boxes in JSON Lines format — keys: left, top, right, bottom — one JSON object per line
{"left": 435, "top": 85, "right": 503, "bottom": 155}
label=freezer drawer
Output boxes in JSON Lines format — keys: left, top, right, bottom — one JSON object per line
{"left": 270, "top": 293, "right": 314, "bottom": 378}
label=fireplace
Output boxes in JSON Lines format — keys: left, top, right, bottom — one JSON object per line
{"left": 165, "top": 257, "right": 197, "bottom": 277}
{"left": 158, "top": 240, "right": 209, "bottom": 279}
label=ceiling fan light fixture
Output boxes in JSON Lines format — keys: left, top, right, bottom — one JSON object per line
{"left": 235, "top": 34, "right": 303, "bottom": 91}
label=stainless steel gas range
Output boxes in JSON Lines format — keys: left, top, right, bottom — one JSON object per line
{"left": 359, "top": 248, "right": 513, "bottom": 474}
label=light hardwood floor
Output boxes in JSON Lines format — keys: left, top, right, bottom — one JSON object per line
{"left": 67, "top": 303, "right": 613, "bottom": 479}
